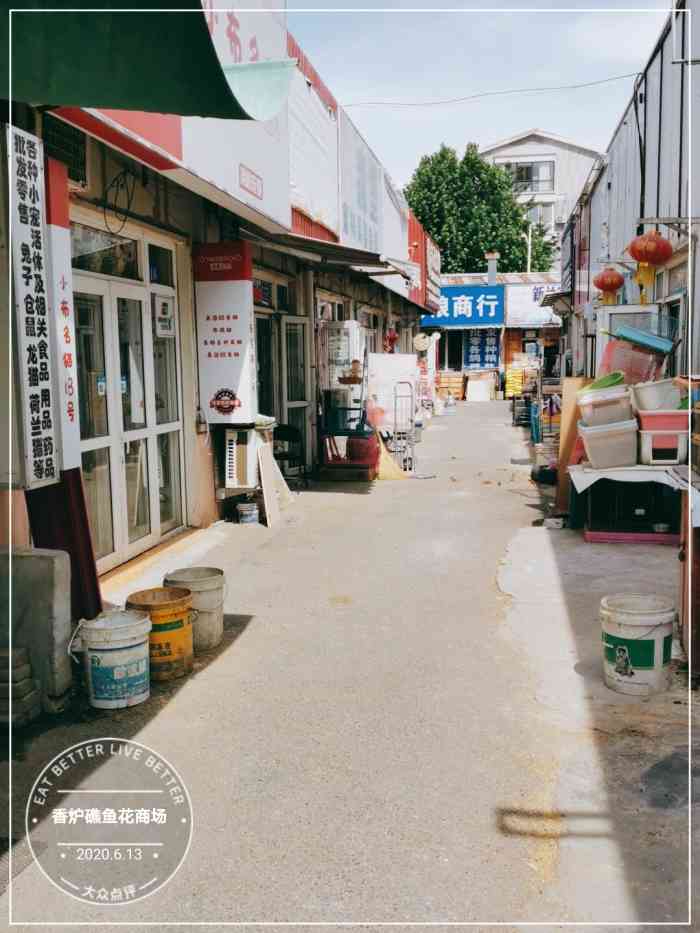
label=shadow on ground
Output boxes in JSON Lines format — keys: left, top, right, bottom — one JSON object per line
{"left": 1, "top": 613, "right": 253, "bottom": 890}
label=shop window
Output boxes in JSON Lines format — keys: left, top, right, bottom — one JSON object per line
{"left": 71, "top": 223, "right": 140, "bottom": 280}
{"left": 158, "top": 431, "right": 182, "bottom": 534}
{"left": 74, "top": 292, "right": 108, "bottom": 440}
{"left": 81, "top": 448, "right": 113, "bottom": 559}
{"left": 148, "top": 244, "right": 174, "bottom": 286}
{"left": 286, "top": 322, "right": 306, "bottom": 402}
{"left": 43, "top": 114, "right": 87, "bottom": 188}
{"left": 254, "top": 278, "right": 275, "bottom": 308}
{"left": 151, "top": 295, "right": 179, "bottom": 424}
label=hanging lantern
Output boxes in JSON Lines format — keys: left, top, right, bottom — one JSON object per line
{"left": 593, "top": 266, "right": 624, "bottom": 305}
{"left": 628, "top": 230, "right": 673, "bottom": 304}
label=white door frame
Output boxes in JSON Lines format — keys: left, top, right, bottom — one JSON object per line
{"left": 280, "top": 314, "right": 312, "bottom": 466}
{"left": 75, "top": 272, "right": 185, "bottom": 573}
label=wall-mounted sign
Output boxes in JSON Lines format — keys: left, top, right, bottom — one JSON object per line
{"left": 154, "top": 296, "right": 175, "bottom": 338}
{"left": 507, "top": 282, "right": 562, "bottom": 328}
{"left": 253, "top": 278, "right": 274, "bottom": 308}
{"left": 463, "top": 327, "right": 500, "bottom": 370}
{"left": 425, "top": 236, "right": 442, "bottom": 312}
{"left": 194, "top": 242, "right": 257, "bottom": 424}
{"left": 8, "top": 127, "right": 61, "bottom": 488}
{"left": 422, "top": 285, "right": 506, "bottom": 328}
{"left": 45, "top": 158, "right": 81, "bottom": 471}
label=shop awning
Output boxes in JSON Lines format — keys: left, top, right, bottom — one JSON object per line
{"left": 2, "top": 2, "right": 295, "bottom": 121}
{"left": 541, "top": 289, "right": 573, "bottom": 311}
{"left": 241, "top": 227, "right": 391, "bottom": 269}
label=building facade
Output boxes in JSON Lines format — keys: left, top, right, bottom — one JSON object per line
{"left": 479, "top": 130, "right": 602, "bottom": 274}
{"left": 2, "top": 10, "right": 440, "bottom": 584}
{"left": 556, "top": 1, "right": 697, "bottom": 377}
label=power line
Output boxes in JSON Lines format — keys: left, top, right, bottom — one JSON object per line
{"left": 343, "top": 71, "right": 641, "bottom": 109}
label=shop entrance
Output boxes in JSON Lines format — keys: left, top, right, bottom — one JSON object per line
{"left": 74, "top": 275, "right": 184, "bottom": 572}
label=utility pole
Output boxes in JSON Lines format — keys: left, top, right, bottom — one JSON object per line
{"left": 523, "top": 222, "right": 532, "bottom": 273}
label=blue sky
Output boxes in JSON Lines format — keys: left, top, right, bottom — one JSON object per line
{"left": 287, "top": 1, "right": 669, "bottom": 185}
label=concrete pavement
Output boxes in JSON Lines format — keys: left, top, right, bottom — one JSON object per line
{"left": 3, "top": 402, "right": 694, "bottom": 928}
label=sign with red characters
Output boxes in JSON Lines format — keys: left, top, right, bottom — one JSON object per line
{"left": 194, "top": 241, "right": 257, "bottom": 424}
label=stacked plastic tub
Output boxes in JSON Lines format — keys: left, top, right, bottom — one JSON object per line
{"left": 632, "top": 379, "right": 688, "bottom": 465}
{"left": 577, "top": 373, "right": 638, "bottom": 469}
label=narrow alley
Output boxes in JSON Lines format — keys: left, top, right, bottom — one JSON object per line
{"left": 4, "top": 404, "right": 692, "bottom": 926}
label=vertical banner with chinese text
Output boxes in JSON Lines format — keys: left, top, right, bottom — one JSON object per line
{"left": 8, "top": 126, "right": 60, "bottom": 488}
{"left": 194, "top": 241, "right": 257, "bottom": 424}
{"left": 45, "top": 158, "right": 81, "bottom": 469}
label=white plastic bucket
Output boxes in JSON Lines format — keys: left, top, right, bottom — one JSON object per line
{"left": 70, "top": 609, "right": 151, "bottom": 709}
{"left": 163, "top": 567, "right": 225, "bottom": 652}
{"left": 600, "top": 594, "right": 675, "bottom": 696}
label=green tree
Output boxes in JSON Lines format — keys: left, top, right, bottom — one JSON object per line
{"left": 405, "top": 143, "right": 554, "bottom": 274}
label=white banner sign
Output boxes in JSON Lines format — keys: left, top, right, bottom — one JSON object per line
{"left": 8, "top": 127, "right": 61, "bottom": 488}
{"left": 194, "top": 243, "right": 257, "bottom": 424}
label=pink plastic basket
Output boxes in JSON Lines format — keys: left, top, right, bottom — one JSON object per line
{"left": 598, "top": 339, "right": 665, "bottom": 383}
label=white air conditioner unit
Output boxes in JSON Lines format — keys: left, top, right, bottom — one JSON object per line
{"left": 224, "top": 429, "right": 257, "bottom": 489}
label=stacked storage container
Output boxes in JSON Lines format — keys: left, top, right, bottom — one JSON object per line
{"left": 577, "top": 374, "right": 638, "bottom": 469}
{"left": 632, "top": 379, "right": 688, "bottom": 465}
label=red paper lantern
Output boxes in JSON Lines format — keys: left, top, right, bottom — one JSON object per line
{"left": 628, "top": 230, "right": 673, "bottom": 267}
{"left": 593, "top": 267, "right": 624, "bottom": 294}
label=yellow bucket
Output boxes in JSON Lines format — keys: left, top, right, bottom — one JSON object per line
{"left": 125, "top": 587, "right": 194, "bottom": 681}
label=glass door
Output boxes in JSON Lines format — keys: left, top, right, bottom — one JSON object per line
{"left": 74, "top": 275, "right": 183, "bottom": 572}
{"left": 75, "top": 282, "right": 120, "bottom": 568}
{"left": 281, "top": 317, "right": 310, "bottom": 465}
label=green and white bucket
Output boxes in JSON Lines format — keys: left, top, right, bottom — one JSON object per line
{"left": 69, "top": 609, "right": 152, "bottom": 709}
{"left": 600, "top": 594, "right": 675, "bottom": 696}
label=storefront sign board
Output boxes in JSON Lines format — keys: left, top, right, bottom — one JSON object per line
{"left": 422, "top": 285, "right": 505, "bottom": 328}
{"left": 463, "top": 327, "right": 500, "bottom": 370}
{"left": 194, "top": 242, "right": 257, "bottom": 424}
{"left": 8, "top": 127, "right": 61, "bottom": 488}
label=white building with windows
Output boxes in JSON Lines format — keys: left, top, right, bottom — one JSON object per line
{"left": 479, "top": 130, "right": 602, "bottom": 273}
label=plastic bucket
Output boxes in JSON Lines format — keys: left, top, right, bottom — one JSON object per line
{"left": 163, "top": 567, "right": 225, "bottom": 652}
{"left": 600, "top": 594, "right": 675, "bottom": 696}
{"left": 126, "top": 587, "right": 194, "bottom": 681}
{"left": 70, "top": 609, "right": 151, "bottom": 709}
{"left": 237, "top": 502, "right": 259, "bottom": 524}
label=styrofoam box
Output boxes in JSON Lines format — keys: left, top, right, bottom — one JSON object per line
{"left": 639, "top": 430, "right": 689, "bottom": 466}
{"left": 578, "top": 419, "right": 638, "bottom": 469}
{"left": 578, "top": 386, "right": 633, "bottom": 426}
{"left": 632, "top": 378, "right": 681, "bottom": 412}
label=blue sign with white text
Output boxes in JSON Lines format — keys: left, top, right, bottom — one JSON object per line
{"left": 463, "top": 328, "right": 500, "bottom": 370}
{"left": 421, "top": 284, "right": 505, "bottom": 328}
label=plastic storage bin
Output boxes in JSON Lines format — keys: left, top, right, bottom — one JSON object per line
{"left": 578, "top": 386, "right": 633, "bottom": 426}
{"left": 639, "top": 430, "right": 689, "bottom": 465}
{"left": 632, "top": 378, "right": 681, "bottom": 412}
{"left": 636, "top": 409, "right": 689, "bottom": 432}
{"left": 578, "top": 419, "right": 638, "bottom": 469}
